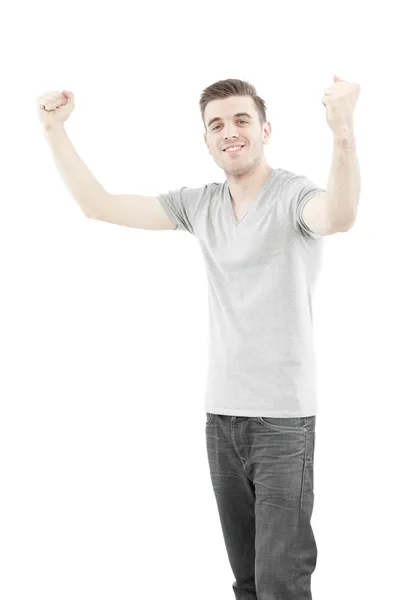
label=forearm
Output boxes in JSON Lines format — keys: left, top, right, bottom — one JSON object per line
{"left": 326, "top": 131, "right": 360, "bottom": 229}
{"left": 43, "top": 124, "right": 109, "bottom": 217}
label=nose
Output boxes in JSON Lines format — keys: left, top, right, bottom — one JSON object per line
{"left": 222, "top": 123, "right": 241, "bottom": 139}
{"left": 223, "top": 129, "right": 240, "bottom": 140}
{"left": 223, "top": 135, "right": 240, "bottom": 148}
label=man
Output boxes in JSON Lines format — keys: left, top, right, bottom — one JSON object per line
{"left": 39, "top": 75, "right": 360, "bottom": 599}
{"left": 157, "top": 77, "right": 360, "bottom": 600}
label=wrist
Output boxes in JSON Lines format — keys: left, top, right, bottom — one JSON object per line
{"left": 44, "top": 123, "right": 66, "bottom": 144}
{"left": 333, "top": 129, "right": 355, "bottom": 147}
{"left": 44, "top": 122, "right": 65, "bottom": 135}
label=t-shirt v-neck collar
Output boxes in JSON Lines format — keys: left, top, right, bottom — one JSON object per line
{"left": 224, "top": 168, "right": 278, "bottom": 227}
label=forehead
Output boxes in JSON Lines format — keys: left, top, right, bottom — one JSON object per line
{"left": 204, "top": 95, "right": 255, "bottom": 121}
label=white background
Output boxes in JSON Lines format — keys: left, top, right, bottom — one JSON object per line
{"left": 1, "top": 1, "right": 399, "bottom": 598}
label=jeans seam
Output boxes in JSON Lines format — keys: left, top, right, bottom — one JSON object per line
{"left": 300, "top": 420, "right": 309, "bottom": 511}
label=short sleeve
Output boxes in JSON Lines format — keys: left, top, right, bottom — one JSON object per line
{"left": 156, "top": 185, "right": 205, "bottom": 235}
{"left": 284, "top": 173, "right": 328, "bottom": 240}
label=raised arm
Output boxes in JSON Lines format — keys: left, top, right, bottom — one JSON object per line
{"left": 38, "top": 90, "right": 176, "bottom": 230}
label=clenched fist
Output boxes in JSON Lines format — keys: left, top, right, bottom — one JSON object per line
{"left": 37, "top": 90, "right": 75, "bottom": 130}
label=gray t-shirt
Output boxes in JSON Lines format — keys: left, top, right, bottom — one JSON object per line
{"left": 157, "top": 168, "right": 327, "bottom": 417}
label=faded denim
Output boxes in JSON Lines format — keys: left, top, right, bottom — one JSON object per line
{"left": 205, "top": 414, "right": 317, "bottom": 600}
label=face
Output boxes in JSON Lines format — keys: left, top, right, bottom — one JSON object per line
{"left": 203, "top": 95, "right": 271, "bottom": 176}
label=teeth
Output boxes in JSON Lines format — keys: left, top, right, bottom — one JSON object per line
{"left": 226, "top": 146, "right": 242, "bottom": 152}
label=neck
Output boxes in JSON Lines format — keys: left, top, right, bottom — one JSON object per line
{"left": 227, "top": 163, "right": 273, "bottom": 205}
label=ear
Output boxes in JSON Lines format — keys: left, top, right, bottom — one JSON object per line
{"left": 263, "top": 123, "right": 271, "bottom": 144}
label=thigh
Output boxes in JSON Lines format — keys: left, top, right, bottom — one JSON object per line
{"left": 252, "top": 416, "right": 315, "bottom": 512}
{"left": 205, "top": 414, "right": 257, "bottom": 591}
{"left": 250, "top": 417, "right": 317, "bottom": 598}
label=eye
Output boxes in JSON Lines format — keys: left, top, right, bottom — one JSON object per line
{"left": 212, "top": 120, "right": 248, "bottom": 131}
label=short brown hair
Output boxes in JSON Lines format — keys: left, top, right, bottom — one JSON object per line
{"left": 199, "top": 78, "right": 267, "bottom": 131}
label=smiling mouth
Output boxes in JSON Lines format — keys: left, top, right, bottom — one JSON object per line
{"left": 223, "top": 145, "right": 245, "bottom": 154}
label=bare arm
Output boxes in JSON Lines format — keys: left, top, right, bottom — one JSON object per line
{"left": 91, "top": 192, "right": 177, "bottom": 230}
{"left": 43, "top": 124, "right": 175, "bottom": 230}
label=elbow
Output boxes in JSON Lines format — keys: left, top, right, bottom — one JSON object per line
{"left": 330, "top": 212, "right": 357, "bottom": 232}
{"left": 83, "top": 207, "right": 96, "bottom": 219}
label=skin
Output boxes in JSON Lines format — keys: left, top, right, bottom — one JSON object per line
{"left": 203, "top": 95, "right": 274, "bottom": 213}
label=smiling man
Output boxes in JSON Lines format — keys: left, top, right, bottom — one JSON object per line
{"left": 156, "top": 77, "right": 360, "bottom": 600}
{"left": 40, "top": 76, "right": 360, "bottom": 600}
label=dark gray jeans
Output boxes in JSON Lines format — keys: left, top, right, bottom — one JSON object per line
{"left": 205, "top": 414, "right": 317, "bottom": 600}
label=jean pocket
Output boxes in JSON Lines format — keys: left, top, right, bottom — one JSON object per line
{"left": 206, "top": 412, "right": 213, "bottom": 425}
{"left": 257, "top": 416, "right": 309, "bottom": 432}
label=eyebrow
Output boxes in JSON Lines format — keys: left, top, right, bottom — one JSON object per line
{"left": 207, "top": 112, "right": 253, "bottom": 129}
